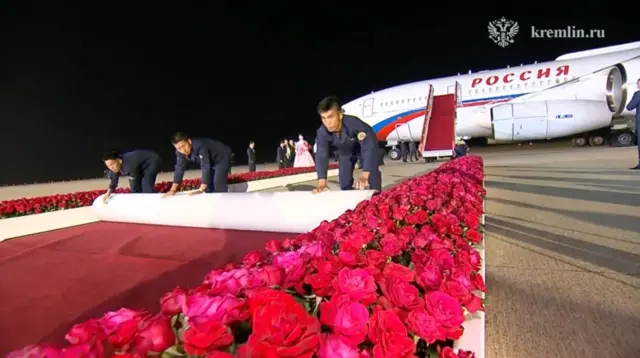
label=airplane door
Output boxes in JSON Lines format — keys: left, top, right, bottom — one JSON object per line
{"left": 362, "top": 98, "right": 374, "bottom": 118}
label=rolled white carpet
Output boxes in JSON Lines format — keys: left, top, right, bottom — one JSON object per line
{"left": 92, "top": 190, "right": 375, "bottom": 233}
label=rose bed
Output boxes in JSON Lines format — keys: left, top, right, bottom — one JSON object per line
{"left": 0, "top": 165, "right": 337, "bottom": 219}
{"left": 10, "top": 157, "right": 485, "bottom": 358}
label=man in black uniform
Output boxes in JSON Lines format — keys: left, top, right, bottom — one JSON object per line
{"left": 164, "top": 132, "right": 231, "bottom": 196}
{"left": 247, "top": 141, "right": 256, "bottom": 172}
{"left": 313, "top": 96, "right": 382, "bottom": 193}
{"left": 102, "top": 150, "right": 161, "bottom": 203}
{"left": 276, "top": 141, "right": 287, "bottom": 169}
{"left": 408, "top": 141, "right": 419, "bottom": 161}
{"left": 625, "top": 78, "right": 640, "bottom": 170}
{"left": 399, "top": 140, "right": 409, "bottom": 162}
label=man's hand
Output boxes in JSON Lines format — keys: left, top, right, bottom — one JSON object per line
{"left": 188, "top": 184, "right": 207, "bottom": 196}
{"left": 353, "top": 172, "right": 370, "bottom": 190}
{"left": 312, "top": 179, "right": 329, "bottom": 194}
{"left": 162, "top": 190, "right": 177, "bottom": 199}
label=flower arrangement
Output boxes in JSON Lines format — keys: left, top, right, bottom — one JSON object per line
{"left": 0, "top": 165, "right": 337, "bottom": 219}
{"left": 9, "top": 157, "right": 485, "bottom": 358}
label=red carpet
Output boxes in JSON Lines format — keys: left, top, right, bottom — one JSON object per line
{"left": 423, "top": 94, "right": 456, "bottom": 151}
{"left": 0, "top": 222, "right": 292, "bottom": 355}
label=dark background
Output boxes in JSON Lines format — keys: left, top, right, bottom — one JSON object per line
{"left": 0, "top": 2, "right": 635, "bottom": 185}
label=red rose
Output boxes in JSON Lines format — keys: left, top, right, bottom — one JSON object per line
{"left": 246, "top": 288, "right": 297, "bottom": 316}
{"left": 100, "top": 308, "right": 147, "bottom": 348}
{"left": 334, "top": 268, "right": 378, "bottom": 305}
{"left": 242, "top": 250, "right": 264, "bottom": 268}
{"left": 439, "top": 347, "right": 477, "bottom": 358}
{"left": 407, "top": 307, "right": 445, "bottom": 344}
{"left": 319, "top": 294, "right": 369, "bottom": 345}
{"left": 379, "top": 277, "right": 422, "bottom": 310}
{"left": 255, "top": 265, "right": 284, "bottom": 287}
{"left": 65, "top": 319, "right": 102, "bottom": 345}
{"left": 133, "top": 314, "right": 174, "bottom": 355}
{"left": 246, "top": 299, "right": 320, "bottom": 357}
{"left": 465, "top": 229, "right": 482, "bottom": 243}
{"left": 367, "top": 308, "right": 406, "bottom": 344}
{"left": 206, "top": 351, "right": 237, "bottom": 358}
{"left": 372, "top": 331, "right": 415, "bottom": 358}
{"left": 182, "top": 319, "right": 234, "bottom": 355}
{"left": 160, "top": 287, "right": 185, "bottom": 316}
{"left": 264, "top": 239, "right": 283, "bottom": 253}
{"left": 382, "top": 262, "right": 415, "bottom": 282}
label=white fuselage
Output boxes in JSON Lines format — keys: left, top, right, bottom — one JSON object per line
{"left": 342, "top": 42, "right": 640, "bottom": 145}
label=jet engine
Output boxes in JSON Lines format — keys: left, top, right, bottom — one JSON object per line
{"left": 605, "top": 65, "right": 627, "bottom": 115}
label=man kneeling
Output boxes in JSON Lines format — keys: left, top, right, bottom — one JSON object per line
{"left": 102, "top": 150, "right": 162, "bottom": 203}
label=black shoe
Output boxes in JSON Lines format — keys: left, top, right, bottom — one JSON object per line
{"left": 630, "top": 165, "right": 640, "bottom": 170}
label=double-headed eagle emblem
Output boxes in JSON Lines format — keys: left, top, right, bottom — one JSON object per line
{"left": 488, "top": 17, "right": 519, "bottom": 48}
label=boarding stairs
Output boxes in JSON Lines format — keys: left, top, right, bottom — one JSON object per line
{"left": 418, "top": 81, "right": 460, "bottom": 161}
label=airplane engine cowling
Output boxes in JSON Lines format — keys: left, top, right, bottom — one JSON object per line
{"left": 605, "top": 65, "right": 627, "bottom": 115}
{"left": 491, "top": 100, "right": 612, "bottom": 142}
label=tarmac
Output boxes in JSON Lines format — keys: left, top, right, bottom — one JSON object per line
{"left": 2, "top": 143, "right": 640, "bottom": 357}
{"left": 265, "top": 144, "right": 640, "bottom": 358}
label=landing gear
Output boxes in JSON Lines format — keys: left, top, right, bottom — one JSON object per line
{"left": 571, "top": 136, "right": 587, "bottom": 147}
{"left": 588, "top": 135, "right": 605, "bottom": 146}
{"left": 424, "top": 157, "right": 437, "bottom": 163}
{"left": 609, "top": 131, "right": 635, "bottom": 147}
{"left": 388, "top": 148, "right": 401, "bottom": 161}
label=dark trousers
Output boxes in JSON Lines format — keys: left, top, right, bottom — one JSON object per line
{"left": 278, "top": 161, "right": 285, "bottom": 169}
{"left": 636, "top": 119, "right": 640, "bottom": 164}
{"left": 338, "top": 155, "right": 382, "bottom": 192}
{"left": 409, "top": 149, "right": 419, "bottom": 161}
{"left": 249, "top": 162, "right": 256, "bottom": 172}
{"left": 204, "top": 158, "right": 230, "bottom": 193}
{"left": 129, "top": 162, "right": 160, "bottom": 193}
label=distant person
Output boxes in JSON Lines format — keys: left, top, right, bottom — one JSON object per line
{"left": 163, "top": 132, "right": 232, "bottom": 197}
{"left": 408, "top": 141, "right": 419, "bottom": 161}
{"left": 247, "top": 141, "right": 256, "bottom": 172}
{"left": 102, "top": 150, "right": 162, "bottom": 203}
{"left": 625, "top": 78, "right": 640, "bottom": 170}
{"left": 313, "top": 96, "right": 382, "bottom": 193}
{"left": 453, "top": 138, "right": 469, "bottom": 158}
{"left": 400, "top": 140, "right": 409, "bottom": 162}
{"left": 286, "top": 139, "right": 295, "bottom": 167}
{"left": 276, "top": 141, "right": 287, "bottom": 169}
{"left": 294, "top": 134, "right": 315, "bottom": 167}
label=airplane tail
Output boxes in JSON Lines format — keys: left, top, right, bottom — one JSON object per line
{"left": 555, "top": 41, "right": 640, "bottom": 61}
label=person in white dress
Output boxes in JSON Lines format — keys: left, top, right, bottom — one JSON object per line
{"left": 294, "top": 134, "right": 315, "bottom": 167}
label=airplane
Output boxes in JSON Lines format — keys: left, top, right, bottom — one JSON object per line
{"left": 341, "top": 41, "right": 640, "bottom": 160}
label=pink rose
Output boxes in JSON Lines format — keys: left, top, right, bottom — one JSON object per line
{"left": 320, "top": 294, "right": 369, "bottom": 345}
{"left": 319, "top": 334, "right": 361, "bottom": 358}
{"left": 209, "top": 268, "right": 262, "bottom": 296}
{"left": 416, "top": 263, "right": 444, "bottom": 291}
{"left": 425, "top": 291, "right": 464, "bottom": 340}
{"left": 334, "top": 268, "right": 378, "bottom": 305}
{"left": 272, "top": 251, "right": 306, "bottom": 287}
{"left": 382, "top": 262, "right": 415, "bottom": 282}
{"left": 428, "top": 249, "right": 455, "bottom": 270}
{"left": 298, "top": 241, "right": 323, "bottom": 257}
{"left": 406, "top": 308, "right": 445, "bottom": 344}
{"left": 179, "top": 293, "right": 248, "bottom": 325}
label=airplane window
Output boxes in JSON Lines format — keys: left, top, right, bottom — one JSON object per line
{"left": 503, "top": 86, "right": 507, "bottom": 91}
{"left": 482, "top": 88, "right": 486, "bottom": 93}
{"left": 547, "top": 80, "right": 551, "bottom": 85}
{"left": 572, "top": 76, "right": 576, "bottom": 79}
{"left": 556, "top": 79, "right": 560, "bottom": 84}
{"left": 564, "top": 77, "right": 569, "bottom": 82}
{"left": 516, "top": 83, "right": 520, "bottom": 88}
{"left": 396, "top": 100, "right": 399, "bottom": 104}
{"left": 540, "top": 81, "right": 544, "bottom": 85}
{"left": 475, "top": 89, "right": 479, "bottom": 94}
{"left": 496, "top": 87, "right": 500, "bottom": 92}
{"left": 488, "top": 87, "right": 493, "bottom": 92}
{"left": 401, "top": 99, "right": 405, "bottom": 104}
{"left": 524, "top": 83, "right": 528, "bottom": 88}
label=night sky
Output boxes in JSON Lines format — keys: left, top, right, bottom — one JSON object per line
{"left": 0, "top": 3, "right": 635, "bottom": 185}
